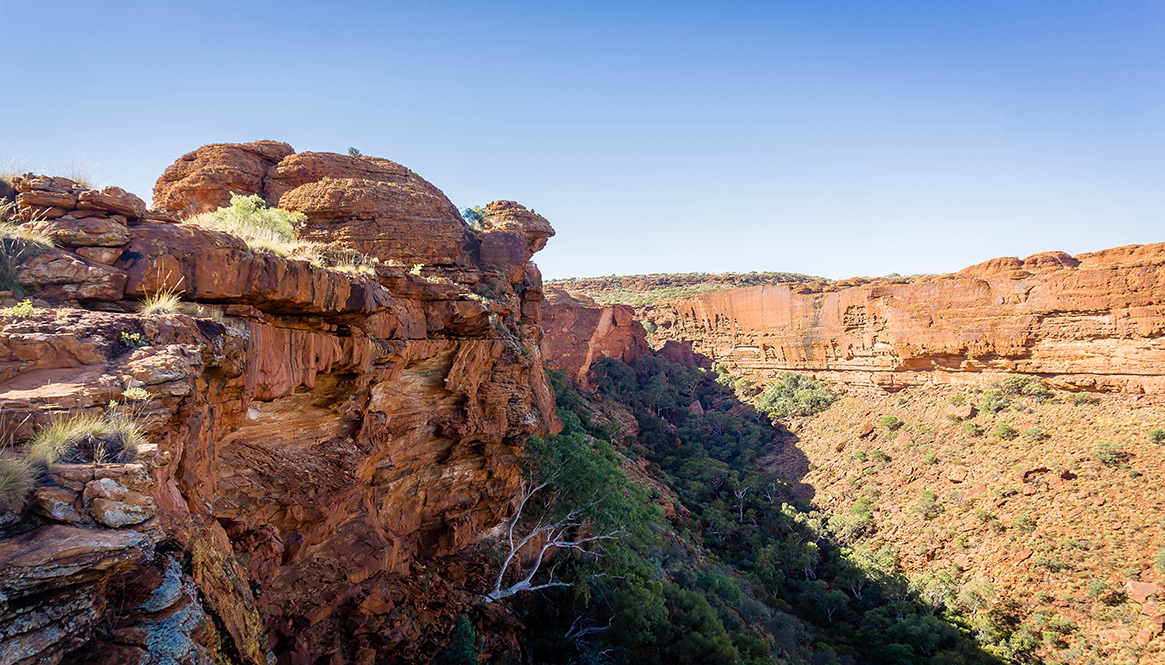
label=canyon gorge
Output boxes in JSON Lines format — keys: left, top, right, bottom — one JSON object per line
{"left": 2, "top": 141, "right": 1165, "bottom": 665}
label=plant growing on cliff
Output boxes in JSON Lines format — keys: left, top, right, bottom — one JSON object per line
{"left": 0, "top": 202, "right": 54, "bottom": 294}
{"left": 755, "top": 371, "right": 837, "bottom": 421}
{"left": 27, "top": 413, "right": 143, "bottom": 466}
{"left": 484, "top": 472, "right": 624, "bottom": 602}
{"left": 191, "top": 193, "right": 305, "bottom": 248}
{"left": 141, "top": 286, "right": 182, "bottom": 315}
{"left": 1150, "top": 429, "right": 1165, "bottom": 444}
{"left": 0, "top": 298, "right": 34, "bottom": 317}
{"left": 436, "top": 616, "right": 482, "bottom": 665}
{"left": 0, "top": 454, "right": 36, "bottom": 514}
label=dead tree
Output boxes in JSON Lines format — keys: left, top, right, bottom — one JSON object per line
{"left": 486, "top": 477, "right": 622, "bottom": 602}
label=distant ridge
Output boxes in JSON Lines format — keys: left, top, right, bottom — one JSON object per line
{"left": 547, "top": 270, "right": 823, "bottom": 305}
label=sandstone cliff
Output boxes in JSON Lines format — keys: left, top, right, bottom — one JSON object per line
{"left": 540, "top": 286, "right": 649, "bottom": 388}
{"left": 645, "top": 246, "right": 1165, "bottom": 393}
{"left": 0, "top": 142, "right": 557, "bottom": 664}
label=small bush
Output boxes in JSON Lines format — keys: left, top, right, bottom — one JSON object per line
{"left": 436, "top": 615, "right": 481, "bottom": 665}
{"left": 120, "top": 331, "right": 146, "bottom": 348}
{"left": 461, "top": 205, "right": 491, "bottom": 229}
{"left": 924, "top": 454, "right": 939, "bottom": 465}
{"left": 961, "top": 422, "right": 982, "bottom": 438}
{"left": 188, "top": 193, "right": 305, "bottom": 252}
{"left": 0, "top": 456, "right": 36, "bottom": 514}
{"left": 949, "top": 394, "right": 966, "bottom": 406}
{"left": 993, "top": 423, "right": 1018, "bottom": 440}
{"left": 122, "top": 387, "right": 151, "bottom": 402}
{"left": 756, "top": 372, "right": 837, "bottom": 420}
{"left": 978, "top": 389, "right": 1009, "bottom": 413}
{"left": 1094, "top": 442, "right": 1129, "bottom": 467}
{"left": 914, "top": 491, "right": 942, "bottom": 520}
{"left": 409, "top": 263, "right": 424, "bottom": 276}
{"left": 1014, "top": 514, "right": 1037, "bottom": 532}
{"left": 1150, "top": 429, "right": 1165, "bottom": 445}
{"left": 27, "top": 413, "right": 144, "bottom": 465}
{"left": 0, "top": 298, "right": 34, "bottom": 317}
{"left": 1067, "top": 392, "right": 1096, "bottom": 405}
{"left": 879, "top": 415, "right": 902, "bottom": 431}
{"left": 1023, "top": 427, "right": 1047, "bottom": 442}
{"left": 141, "top": 288, "right": 182, "bottom": 315}
{"left": 1155, "top": 549, "right": 1165, "bottom": 573}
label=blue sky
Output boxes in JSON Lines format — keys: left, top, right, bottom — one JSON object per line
{"left": 1, "top": 1, "right": 1162, "bottom": 279}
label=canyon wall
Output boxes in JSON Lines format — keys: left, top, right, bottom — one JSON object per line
{"left": 540, "top": 286, "right": 649, "bottom": 387}
{"left": 645, "top": 246, "right": 1165, "bottom": 393}
{"left": 0, "top": 143, "right": 557, "bottom": 664}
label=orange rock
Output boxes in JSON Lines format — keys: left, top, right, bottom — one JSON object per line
{"left": 541, "top": 286, "right": 650, "bottom": 387}
{"left": 648, "top": 243, "right": 1165, "bottom": 393}
{"left": 1125, "top": 580, "right": 1162, "bottom": 603}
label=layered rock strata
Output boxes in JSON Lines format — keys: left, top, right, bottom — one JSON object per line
{"left": 0, "top": 142, "right": 557, "bottom": 664}
{"left": 644, "top": 246, "right": 1165, "bottom": 393}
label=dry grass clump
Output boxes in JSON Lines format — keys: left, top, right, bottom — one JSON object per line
{"left": 185, "top": 193, "right": 377, "bottom": 275}
{"left": 0, "top": 455, "right": 36, "bottom": 514}
{"left": 140, "top": 287, "right": 182, "bottom": 315}
{"left": 27, "top": 412, "right": 144, "bottom": 466}
{"left": 1, "top": 201, "right": 54, "bottom": 295}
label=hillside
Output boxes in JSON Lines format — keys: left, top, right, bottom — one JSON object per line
{"left": 767, "top": 384, "right": 1165, "bottom": 664}
{"left": 547, "top": 270, "right": 823, "bottom": 306}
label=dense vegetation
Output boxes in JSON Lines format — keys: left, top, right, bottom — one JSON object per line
{"left": 509, "top": 359, "right": 1007, "bottom": 665}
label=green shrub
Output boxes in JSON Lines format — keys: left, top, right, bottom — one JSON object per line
{"left": 878, "top": 415, "right": 902, "bottom": 431}
{"left": 1156, "top": 550, "right": 1165, "bottom": 573}
{"left": 756, "top": 371, "right": 837, "bottom": 420}
{"left": 1067, "top": 391, "right": 1096, "bottom": 405}
{"left": 1150, "top": 429, "right": 1165, "bottom": 445}
{"left": 914, "top": 491, "right": 942, "bottom": 520}
{"left": 1094, "top": 442, "right": 1129, "bottom": 467}
{"left": 120, "top": 331, "right": 146, "bottom": 348}
{"left": 436, "top": 615, "right": 481, "bottom": 665}
{"left": 27, "top": 413, "right": 144, "bottom": 465}
{"left": 1023, "top": 427, "right": 1047, "bottom": 442}
{"left": 924, "top": 454, "right": 939, "bottom": 465}
{"left": 461, "top": 205, "right": 491, "bottom": 229}
{"left": 978, "top": 389, "right": 1009, "bottom": 413}
{"left": 961, "top": 422, "right": 982, "bottom": 437}
{"left": 993, "top": 423, "right": 1018, "bottom": 440}
{"left": 190, "top": 193, "right": 304, "bottom": 248}
{"left": 949, "top": 394, "right": 966, "bottom": 406}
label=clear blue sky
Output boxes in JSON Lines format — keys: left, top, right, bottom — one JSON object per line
{"left": 2, "top": 1, "right": 1162, "bottom": 279}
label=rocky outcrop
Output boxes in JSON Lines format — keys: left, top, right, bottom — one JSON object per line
{"left": 541, "top": 286, "right": 650, "bottom": 387}
{"left": 153, "top": 142, "right": 470, "bottom": 266}
{"left": 645, "top": 245, "right": 1165, "bottom": 393}
{"left": 0, "top": 142, "right": 558, "bottom": 663}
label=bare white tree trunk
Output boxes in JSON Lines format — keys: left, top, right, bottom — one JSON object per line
{"left": 485, "top": 477, "right": 621, "bottom": 602}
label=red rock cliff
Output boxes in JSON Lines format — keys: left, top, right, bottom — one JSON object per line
{"left": 541, "top": 286, "right": 650, "bottom": 387}
{"left": 646, "top": 246, "right": 1165, "bottom": 393}
{"left": 0, "top": 142, "right": 557, "bottom": 663}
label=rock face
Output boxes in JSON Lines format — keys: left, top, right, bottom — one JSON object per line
{"left": 0, "top": 143, "right": 557, "bottom": 663}
{"left": 646, "top": 245, "right": 1165, "bottom": 393}
{"left": 541, "top": 286, "right": 650, "bottom": 386}
{"left": 153, "top": 142, "right": 470, "bottom": 266}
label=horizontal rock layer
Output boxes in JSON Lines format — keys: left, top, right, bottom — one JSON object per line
{"left": 1, "top": 143, "right": 558, "bottom": 664}
{"left": 645, "top": 245, "right": 1165, "bottom": 393}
